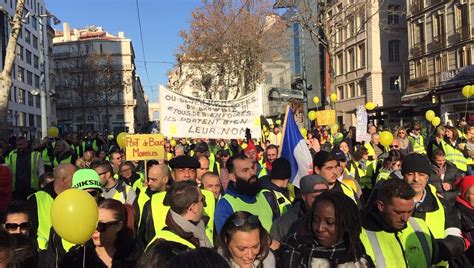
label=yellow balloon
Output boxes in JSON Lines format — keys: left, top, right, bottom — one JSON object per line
{"left": 300, "top": 127, "right": 307, "bottom": 137}
{"left": 425, "top": 110, "right": 435, "bottom": 122}
{"left": 379, "top": 131, "right": 393, "bottom": 147}
{"left": 313, "top": 96, "right": 320, "bottom": 105}
{"left": 116, "top": 132, "right": 127, "bottom": 149}
{"left": 276, "top": 119, "right": 282, "bottom": 125}
{"left": 462, "top": 85, "right": 472, "bottom": 98}
{"left": 432, "top": 116, "right": 441, "bottom": 127}
{"left": 170, "top": 139, "right": 177, "bottom": 147}
{"left": 365, "top": 102, "right": 376, "bottom": 111}
{"left": 51, "top": 189, "right": 98, "bottom": 245}
{"left": 330, "top": 93, "right": 337, "bottom": 102}
{"left": 47, "top": 126, "right": 59, "bottom": 138}
{"left": 308, "top": 111, "right": 317, "bottom": 121}
{"left": 470, "top": 85, "right": 474, "bottom": 96}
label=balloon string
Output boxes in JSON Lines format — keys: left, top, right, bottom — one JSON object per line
{"left": 83, "top": 245, "right": 86, "bottom": 268}
{"left": 465, "top": 98, "right": 469, "bottom": 121}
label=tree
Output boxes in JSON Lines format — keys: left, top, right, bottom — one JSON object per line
{"left": 57, "top": 48, "right": 125, "bottom": 133}
{"left": 171, "top": 0, "right": 290, "bottom": 100}
{"left": 279, "top": 0, "right": 398, "bottom": 92}
{"left": 0, "top": 0, "right": 25, "bottom": 137}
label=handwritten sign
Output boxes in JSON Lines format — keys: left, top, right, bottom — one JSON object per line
{"left": 160, "top": 87, "right": 262, "bottom": 139}
{"left": 125, "top": 134, "right": 165, "bottom": 160}
{"left": 356, "top": 105, "right": 370, "bottom": 142}
{"left": 315, "top": 110, "right": 336, "bottom": 126}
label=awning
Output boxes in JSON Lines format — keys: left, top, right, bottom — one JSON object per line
{"left": 401, "top": 91, "right": 430, "bottom": 102}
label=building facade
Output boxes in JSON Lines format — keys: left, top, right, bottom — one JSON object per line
{"left": 53, "top": 23, "right": 149, "bottom": 134}
{"left": 1, "top": 0, "right": 56, "bottom": 138}
{"left": 405, "top": 0, "right": 474, "bottom": 124}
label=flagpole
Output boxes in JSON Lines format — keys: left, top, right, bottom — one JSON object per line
{"left": 278, "top": 104, "right": 291, "bottom": 158}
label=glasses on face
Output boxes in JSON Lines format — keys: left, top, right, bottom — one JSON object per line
{"left": 96, "top": 221, "right": 120, "bottom": 233}
{"left": 4, "top": 222, "right": 31, "bottom": 231}
{"left": 98, "top": 171, "right": 108, "bottom": 176}
{"left": 389, "top": 145, "right": 399, "bottom": 149}
{"left": 414, "top": 128, "right": 421, "bottom": 131}
{"left": 232, "top": 215, "right": 259, "bottom": 227}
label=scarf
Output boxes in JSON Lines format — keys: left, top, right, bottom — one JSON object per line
{"left": 170, "top": 210, "right": 213, "bottom": 248}
{"left": 398, "top": 137, "right": 410, "bottom": 150}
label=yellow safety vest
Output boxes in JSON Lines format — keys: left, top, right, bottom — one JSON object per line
{"left": 53, "top": 155, "right": 72, "bottom": 168}
{"left": 148, "top": 229, "right": 196, "bottom": 250}
{"left": 42, "top": 149, "right": 52, "bottom": 167}
{"left": 30, "top": 191, "right": 54, "bottom": 250}
{"left": 408, "top": 135, "right": 427, "bottom": 154}
{"left": 132, "top": 172, "right": 146, "bottom": 191}
{"left": 361, "top": 217, "right": 432, "bottom": 268}
{"left": 221, "top": 191, "right": 273, "bottom": 232}
{"left": 136, "top": 188, "right": 151, "bottom": 227}
{"left": 61, "top": 238, "right": 75, "bottom": 253}
{"left": 423, "top": 185, "right": 445, "bottom": 239}
{"left": 5, "top": 150, "right": 41, "bottom": 191}
{"left": 111, "top": 184, "right": 134, "bottom": 204}
{"left": 375, "top": 169, "right": 391, "bottom": 184}
{"left": 441, "top": 140, "right": 467, "bottom": 172}
{"left": 150, "top": 190, "right": 215, "bottom": 245}
{"left": 340, "top": 182, "right": 358, "bottom": 205}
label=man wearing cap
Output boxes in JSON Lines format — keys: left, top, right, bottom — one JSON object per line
{"left": 41, "top": 169, "right": 102, "bottom": 267}
{"left": 138, "top": 155, "right": 216, "bottom": 248}
{"left": 401, "top": 153, "right": 464, "bottom": 259}
{"left": 260, "top": 158, "right": 299, "bottom": 220}
{"left": 270, "top": 174, "right": 328, "bottom": 242}
{"left": 331, "top": 148, "right": 363, "bottom": 199}
{"left": 27, "top": 163, "right": 76, "bottom": 250}
{"left": 133, "top": 164, "right": 169, "bottom": 230}
{"left": 313, "top": 151, "right": 361, "bottom": 206}
{"left": 91, "top": 160, "right": 136, "bottom": 205}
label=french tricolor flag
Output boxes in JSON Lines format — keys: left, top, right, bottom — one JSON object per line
{"left": 279, "top": 108, "right": 314, "bottom": 188}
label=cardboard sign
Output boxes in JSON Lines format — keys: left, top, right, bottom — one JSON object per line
{"left": 160, "top": 87, "right": 262, "bottom": 139}
{"left": 125, "top": 134, "right": 165, "bottom": 160}
{"left": 315, "top": 110, "right": 336, "bottom": 126}
{"left": 356, "top": 105, "right": 370, "bottom": 142}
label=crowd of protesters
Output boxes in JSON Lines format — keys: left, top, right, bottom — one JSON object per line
{"left": 0, "top": 118, "right": 473, "bottom": 268}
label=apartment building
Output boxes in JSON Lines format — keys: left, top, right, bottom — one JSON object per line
{"left": 405, "top": 0, "right": 474, "bottom": 123}
{"left": 1, "top": 0, "right": 56, "bottom": 138}
{"left": 53, "top": 23, "right": 149, "bottom": 134}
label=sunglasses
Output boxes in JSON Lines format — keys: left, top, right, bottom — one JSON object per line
{"left": 232, "top": 215, "right": 259, "bottom": 227}
{"left": 389, "top": 145, "right": 399, "bottom": 149}
{"left": 4, "top": 222, "right": 31, "bottom": 231}
{"left": 96, "top": 221, "right": 120, "bottom": 233}
{"left": 398, "top": 132, "right": 405, "bottom": 135}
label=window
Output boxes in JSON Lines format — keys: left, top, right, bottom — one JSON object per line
{"left": 358, "top": 43, "right": 366, "bottom": 68}
{"left": 388, "top": 40, "right": 400, "bottom": 62}
{"left": 336, "top": 53, "right": 343, "bottom": 75}
{"left": 415, "top": 59, "right": 426, "bottom": 77}
{"left": 25, "top": 50, "right": 31, "bottom": 65}
{"left": 18, "top": 112, "right": 26, "bottom": 127}
{"left": 100, "top": 44, "right": 103, "bottom": 53}
{"left": 29, "top": 114, "right": 35, "bottom": 127}
{"left": 32, "top": 35, "right": 38, "bottom": 49}
{"left": 347, "top": 15, "right": 355, "bottom": 38}
{"left": 455, "top": 4, "right": 468, "bottom": 30}
{"left": 31, "top": 16, "right": 37, "bottom": 30}
{"left": 35, "top": 95, "right": 40, "bottom": 108}
{"left": 116, "top": 114, "right": 124, "bottom": 120}
{"left": 24, "top": 29, "right": 31, "bottom": 44}
{"left": 413, "top": 23, "right": 424, "bottom": 45}
{"left": 33, "top": 55, "right": 39, "bottom": 69}
{"left": 26, "top": 71, "right": 33, "bottom": 86}
{"left": 457, "top": 47, "right": 471, "bottom": 68}
{"left": 387, "top": 5, "right": 400, "bottom": 24}
{"left": 36, "top": 115, "right": 41, "bottom": 127}
{"left": 18, "top": 89, "right": 25, "bottom": 104}
{"left": 433, "top": 13, "right": 445, "bottom": 38}
{"left": 358, "top": 80, "right": 366, "bottom": 96}
{"left": 349, "top": 83, "right": 356, "bottom": 97}
{"left": 16, "top": 44, "right": 23, "bottom": 60}
{"left": 435, "top": 54, "right": 448, "bottom": 73}
{"left": 87, "top": 115, "right": 94, "bottom": 121}
{"left": 348, "top": 48, "right": 355, "bottom": 72}
{"left": 11, "top": 87, "right": 17, "bottom": 102}
{"left": 337, "top": 86, "right": 344, "bottom": 100}
{"left": 34, "top": 75, "right": 40, "bottom": 88}
{"left": 28, "top": 92, "right": 33, "bottom": 106}
{"left": 389, "top": 76, "right": 401, "bottom": 91}
{"left": 17, "top": 66, "right": 24, "bottom": 82}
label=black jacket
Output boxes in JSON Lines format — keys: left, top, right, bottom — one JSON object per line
{"left": 429, "top": 161, "right": 463, "bottom": 203}
{"left": 455, "top": 201, "right": 474, "bottom": 265}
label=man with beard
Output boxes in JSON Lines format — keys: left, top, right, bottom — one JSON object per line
{"left": 214, "top": 154, "right": 274, "bottom": 234}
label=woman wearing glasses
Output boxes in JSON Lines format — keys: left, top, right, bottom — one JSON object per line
{"left": 395, "top": 127, "right": 413, "bottom": 157}
{"left": 375, "top": 150, "right": 403, "bottom": 184}
{"left": 279, "top": 191, "right": 372, "bottom": 268}
{"left": 61, "top": 199, "right": 139, "bottom": 268}
{"left": 219, "top": 211, "right": 275, "bottom": 268}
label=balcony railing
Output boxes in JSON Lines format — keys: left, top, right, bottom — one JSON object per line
{"left": 410, "top": 41, "right": 425, "bottom": 57}
{"left": 430, "top": 0, "right": 443, "bottom": 6}
{"left": 450, "top": 25, "right": 470, "bottom": 43}
{"left": 428, "top": 34, "right": 446, "bottom": 51}
{"left": 410, "top": 1, "right": 424, "bottom": 14}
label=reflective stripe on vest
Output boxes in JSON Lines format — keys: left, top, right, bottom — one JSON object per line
{"left": 150, "top": 190, "right": 215, "bottom": 245}
{"left": 137, "top": 188, "right": 151, "bottom": 228}
{"left": 148, "top": 229, "right": 196, "bottom": 249}
{"left": 375, "top": 169, "right": 391, "bottom": 184}
{"left": 6, "top": 151, "right": 40, "bottom": 191}
{"left": 409, "top": 135, "right": 427, "bottom": 154}
{"left": 361, "top": 217, "right": 432, "bottom": 268}
{"left": 221, "top": 191, "right": 273, "bottom": 232}
{"left": 42, "top": 149, "right": 52, "bottom": 166}
{"left": 441, "top": 140, "right": 467, "bottom": 172}
{"left": 32, "top": 191, "right": 54, "bottom": 250}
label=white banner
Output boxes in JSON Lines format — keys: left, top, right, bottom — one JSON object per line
{"left": 356, "top": 105, "right": 370, "bottom": 142}
{"left": 160, "top": 87, "right": 262, "bottom": 139}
